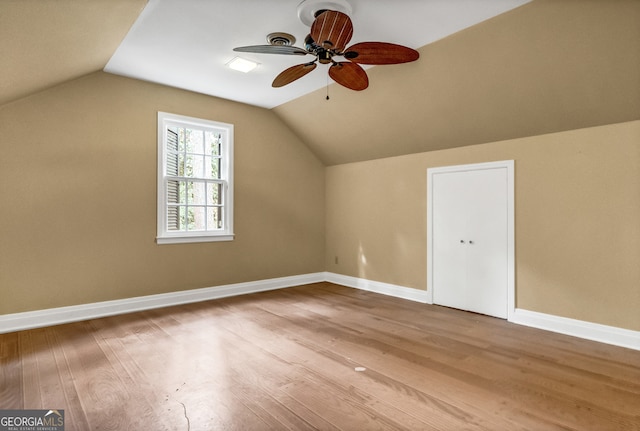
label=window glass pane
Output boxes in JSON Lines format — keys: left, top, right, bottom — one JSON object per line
{"left": 207, "top": 132, "right": 221, "bottom": 156}
{"left": 178, "top": 182, "right": 186, "bottom": 204}
{"left": 185, "top": 206, "right": 194, "bottom": 230}
{"left": 205, "top": 156, "right": 221, "bottom": 179}
{"left": 188, "top": 207, "right": 206, "bottom": 231}
{"left": 188, "top": 181, "right": 206, "bottom": 205}
{"left": 207, "top": 207, "right": 223, "bottom": 230}
{"left": 207, "top": 183, "right": 222, "bottom": 205}
{"left": 179, "top": 206, "right": 187, "bottom": 231}
{"left": 177, "top": 153, "right": 186, "bottom": 176}
{"left": 178, "top": 128, "right": 186, "bottom": 152}
{"left": 193, "top": 155, "right": 205, "bottom": 178}
{"left": 186, "top": 129, "right": 204, "bottom": 154}
{"left": 184, "top": 154, "right": 196, "bottom": 177}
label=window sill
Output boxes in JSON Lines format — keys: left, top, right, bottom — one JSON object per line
{"left": 156, "top": 233, "right": 235, "bottom": 245}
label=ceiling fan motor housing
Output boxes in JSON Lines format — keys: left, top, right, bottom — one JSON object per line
{"left": 317, "top": 49, "right": 332, "bottom": 64}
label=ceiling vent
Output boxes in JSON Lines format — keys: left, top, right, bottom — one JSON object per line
{"left": 267, "top": 32, "right": 296, "bottom": 46}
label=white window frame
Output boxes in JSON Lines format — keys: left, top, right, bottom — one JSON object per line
{"left": 156, "top": 112, "right": 234, "bottom": 244}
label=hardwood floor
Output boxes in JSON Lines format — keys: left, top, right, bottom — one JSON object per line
{"left": 1, "top": 282, "right": 639, "bottom": 430}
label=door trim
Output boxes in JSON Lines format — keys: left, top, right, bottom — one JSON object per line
{"left": 426, "top": 160, "right": 515, "bottom": 320}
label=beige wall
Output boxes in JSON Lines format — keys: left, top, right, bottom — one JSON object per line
{"left": 326, "top": 121, "right": 640, "bottom": 331}
{"left": 0, "top": 72, "right": 325, "bottom": 314}
{"left": 1, "top": 71, "right": 638, "bottom": 333}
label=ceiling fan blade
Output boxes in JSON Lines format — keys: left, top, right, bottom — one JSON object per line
{"left": 310, "top": 10, "right": 353, "bottom": 51}
{"left": 233, "top": 45, "right": 309, "bottom": 56}
{"left": 272, "top": 62, "right": 317, "bottom": 87}
{"left": 329, "top": 62, "right": 368, "bottom": 91}
{"left": 343, "top": 42, "right": 420, "bottom": 65}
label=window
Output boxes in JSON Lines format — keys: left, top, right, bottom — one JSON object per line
{"left": 157, "top": 112, "right": 234, "bottom": 244}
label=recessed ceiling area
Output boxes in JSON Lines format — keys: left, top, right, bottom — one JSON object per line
{"left": 104, "top": 0, "right": 532, "bottom": 109}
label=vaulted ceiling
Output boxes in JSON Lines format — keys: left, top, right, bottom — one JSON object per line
{"left": 274, "top": 0, "right": 640, "bottom": 164}
{"left": 0, "top": 0, "right": 147, "bottom": 106}
{"left": 2, "top": 0, "right": 639, "bottom": 165}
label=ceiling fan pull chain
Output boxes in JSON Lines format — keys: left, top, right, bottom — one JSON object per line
{"left": 326, "top": 72, "right": 330, "bottom": 100}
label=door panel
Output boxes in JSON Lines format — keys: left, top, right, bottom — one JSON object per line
{"left": 465, "top": 168, "right": 508, "bottom": 318}
{"left": 431, "top": 166, "right": 509, "bottom": 318}
{"left": 432, "top": 171, "right": 468, "bottom": 311}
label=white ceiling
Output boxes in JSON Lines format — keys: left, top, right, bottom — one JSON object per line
{"left": 105, "top": 0, "right": 531, "bottom": 109}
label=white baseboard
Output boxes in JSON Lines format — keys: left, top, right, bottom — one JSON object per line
{"left": 0, "top": 273, "right": 325, "bottom": 334}
{"left": 3, "top": 272, "right": 638, "bottom": 352}
{"left": 325, "top": 273, "right": 640, "bottom": 351}
{"left": 511, "top": 308, "right": 640, "bottom": 351}
{"left": 324, "top": 272, "right": 432, "bottom": 304}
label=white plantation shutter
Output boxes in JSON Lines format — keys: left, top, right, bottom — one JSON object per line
{"left": 166, "top": 129, "right": 180, "bottom": 231}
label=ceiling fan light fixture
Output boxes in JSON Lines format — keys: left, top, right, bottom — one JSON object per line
{"left": 227, "top": 56, "right": 259, "bottom": 73}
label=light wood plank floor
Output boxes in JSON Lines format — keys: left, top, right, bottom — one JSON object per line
{"left": 1, "top": 282, "right": 639, "bottom": 430}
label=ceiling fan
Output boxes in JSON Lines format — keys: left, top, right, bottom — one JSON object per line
{"left": 233, "top": 6, "right": 419, "bottom": 91}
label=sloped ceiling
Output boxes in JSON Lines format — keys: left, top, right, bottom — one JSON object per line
{"left": 2, "top": 0, "right": 639, "bottom": 166}
{"left": 273, "top": 0, "right": 640, "bottom": 165}
{"left": 0, "top": 0, "right": 147, "bottom": 106}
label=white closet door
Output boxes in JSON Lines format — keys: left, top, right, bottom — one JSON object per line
{"left": 431, "top": 165, "right": 509, "bottom": 319}
{"left": 432, "top": 171, "right": 470, "bottom": 312}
